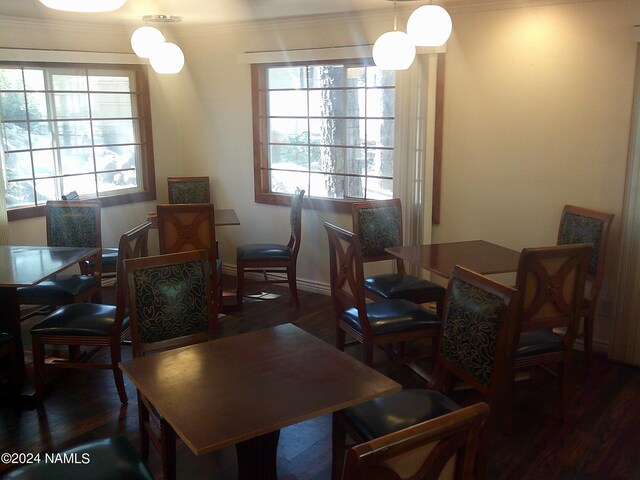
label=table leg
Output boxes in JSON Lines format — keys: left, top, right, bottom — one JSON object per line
{"left": 0, "top": 287, "right": 25, "bottom": 381}
{"left": 235, "top": 430, "right": 280, "bottom": 480}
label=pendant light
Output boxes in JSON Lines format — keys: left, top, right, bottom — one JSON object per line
{"left": 38, "top": 0, "right": 127, "bottom": 12}
{"left": 131, "top": 15, "right": 185, "bottom": 75}
{"left": 372, "top": 0, "right": 416, "bottom": 70}
{"left": 407, "top": 2, "right": 453, "bottom": 47}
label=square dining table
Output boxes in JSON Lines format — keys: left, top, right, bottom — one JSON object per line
{"left": 0, "top": 245, "right": 100, "bottom": 382}
{"left": 119, "top": 323, "right": 401, "bottom": 480}
{"left": 386, "top": 240, "right": 521, "bottom": 278}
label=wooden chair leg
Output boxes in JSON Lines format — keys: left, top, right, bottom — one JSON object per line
{"left": 583, "top": 312, "right": 594, "bottom": 368}
{"left": 362, "top": 340, "right": 374, "bottom": 367}
{"left": 331, "top": 412, "right": 346, "bottom": 480}
{"left": 287, "top": 266, "right": 299, "bottom": 307}
{"left": 160, "top": 418, "right": 177, "bottom": 480}
{"left": 236, "top": 263, "right": 244, "bottom": 305}
{"left": 110, "top": 343, "right": 127, "bottom": 404}
{"left": 336, "top": 328, "right": 346, "bottom": 352}
{"left": 31, "top": 335, "right": 46, "bottom": 403}
{"left": 137, "top": 394, "right": 150, "bottom": 461}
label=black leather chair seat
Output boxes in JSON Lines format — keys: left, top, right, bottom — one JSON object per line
{"left": 18, "top": 275, "right": 99, "bottom": 302}
{"left": 517, "top": 330, "right": 563, "bottom": 357}
{"left": 30, "top": 303, "right": 128, "bottom": 337}
{"left": 3, "top": 436, "right": 154, "bottom": 480}
{"left": 340, "top": 299, "right": 440, "bottom": 336}
{"left": 365, "top": 273, "right": 446, "bottom": 304}
{"left": 0, "top": 331, "right": 13, "bottom": 346}
{"left": 343, "top": 389, "right": 460, "bottom": 441}
{"left": 237, "top": 243, "right": 292, "bottom": 262}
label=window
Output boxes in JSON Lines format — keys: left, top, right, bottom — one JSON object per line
{"left": 0, "top": 63, "right": 155, "bottom": 220}
{"left": 252, "top": 60, "right": 396, "bottom": 212}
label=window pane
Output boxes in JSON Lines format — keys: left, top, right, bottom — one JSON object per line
{"left": 88, "top": 73, "right": 133, "bottom": 92}
{"left": 6, "top": 180, "right": 35, "bottom": 207}
{"left": 366, "top": 118, "right": 394, "bottom": 148}
{"left": 308, "top": 65, "right": 346, "bottom": 88}
{"left": 367, "top": 68, "right": 395, "bottom": 87}
{"left": 34, "top": 177, "right": 56, "bottom": 204}
{"left": 33, "top": 149, "right": 56, "bottom": 178}
{"left": 90, "top": 93, "right": 134, "bottom": 118}
{"left": 310, "top": 172, "right": 343, "bottom": 198}
{"left": 93, "top": 119, "right": 136, "bottom": 145}
{"left": 346, "top": 67, "right": 366, "bottom": 87}
{"left": 98, "top": 169, "right": 137, "bottom": 193}
{"left": 57, "top": 120, "right": 92, "bottom": 147}
{"left": 0, "top": 69, "right": 24, "bottom": 90}
{"left": 269, "top": 91, "right": 308, "bottom": 116}
{"left": 60, "top": 147, "right": 94, "bottom": 175}
{"left": 368, "top": 177, "right": 393, "bottom": 199}
{"left": 270, "top": 145, "right": 308, "bottom": 170}
{"left": 270, "top": 170, "right": 307, "bottom": 194}
{"left": 309, "top": 118, "right": 364, "bottom": 147}
{"left": 24, "top": 70, "right": 45, "bottom": 90}
{"left": 30, "top": 122, "right": 55, "bottom": 149}
{"left": 268, "top": 67, "right": 307, "bottom": 89}
{"left": 95, "top": 145, "right": 135, "bottom": 172}
{"left": 310, "top": 145, "right": 345, "bottom": 173}
{"left": 61, "top": 173, "right": 97, "bottom": 197}
{"left": 0, "top": 92, "right": 27, "bottom": 120}
{"left": 3, "top": 122, "right": 30, "bottom": 150}
{"left": 54, "top": 92, "right": 90, "bottom": 119}
{"left": 366, "top": 88, "right": 394, "bottom": 118}
{"left": 5, "top": 151, "right": 32, "bottom": 180}
{"left": 308, "top": 89, "right": 345, "bottom": 117}
{"left": 51, "top": 73, "right": 87, "bottom": 91}
{"left": 27, "top": 92, "right": 48, "bottom": 120}
{"left": 269, "top": 118, "right": 308, "bottom": 144}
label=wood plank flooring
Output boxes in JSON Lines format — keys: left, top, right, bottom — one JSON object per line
{"left": 1, "top": 278, "right": 640, "bottom": 479}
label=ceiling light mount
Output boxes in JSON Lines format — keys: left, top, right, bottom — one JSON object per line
{"left": 142, "top": 14, "right": 182, "bottom": 24}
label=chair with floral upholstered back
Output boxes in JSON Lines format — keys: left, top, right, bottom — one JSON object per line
{"left": 18, "top": 200, "right": 103, "bottom": 313}
{"left": 352, "top": 199, "right": 446, "bottom": 314}
{"left": 557, "top": 204, "right": 614, "bottom": 367}
{"left": 167, "top": 176, "right": 211, "bottom": 204}
{"left": 124, "top": 249, "right": 215, "bottom": 480}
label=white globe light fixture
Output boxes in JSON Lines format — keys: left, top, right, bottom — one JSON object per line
{"left": 372, "top": 31, "right": 416, "bottom": 70}
{"left": 130, "top": 26, "right": 165, "bottom": 58}
{"left": 149, "top": 42, "right": 185, "bottom": 74}
{"left": 38, "top": 0, "right": 127, "bottom": 12}
{"left": 407, "top": 4, "right": 453, "bottom": 47}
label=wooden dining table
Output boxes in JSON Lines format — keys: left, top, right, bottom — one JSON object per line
{"left": 146, "top": 208, "right": 240, "bottom": 228}
{"left": 119, "top": 323, "right": 401, "bottom": 480}
{"left": 386, "top": 240, "right": 521, "bottom": 278}
{"left": 0, "top": 245, "right": 100, "bottom": 382}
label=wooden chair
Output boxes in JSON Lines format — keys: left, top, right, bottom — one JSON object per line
{"left": 512, "top": 243, "right": 591, "bottom": 421}
{"left": 156, "top": 202, "right": 221, "bottom": 328}
{"left": 124, "top": 249, "right": 215, "bottom": 480}
{"left": 167, "top": 176, "right": 211, "bottom": 204}
{"left": 342, "top": 402, "right": 490, "bottom": 480}
{"left": 433, "top": 266, "right": 521, "bottom": 434}
{"left": 61, "top": 191, "right": 118, "bottom": 281}
{"left": 324, "top": 222, "right": 441, "bottom": 368}
{"left": 352, "top": 199, "right": 446, "bottom": 314}
{"left": 18, "top": 200, "right": 103, "bottom": 314}
{"left": 29, "top": 221, "right": 151, "bottom": 404}
{"left": 3, "top": 435, "right": 154, "bottom": 480}
{"left": 236, "top": 189, "right": 304, "bottom": 306}
{"left": 557, "top": 204, "right": 614, "bottom": 367}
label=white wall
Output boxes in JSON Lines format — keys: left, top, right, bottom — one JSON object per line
{"left": 2, "top": 0, "right": 638, "bottom": 347}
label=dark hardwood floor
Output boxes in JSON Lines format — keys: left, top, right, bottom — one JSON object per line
{"left": 1, "top": 277, "right": 640, "bottom": 479}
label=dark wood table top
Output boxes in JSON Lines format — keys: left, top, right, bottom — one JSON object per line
{"left": 386, "top": 240, "right": 521, "bottom": 278}
{"left": 0, "top": 245, "right": 100, "bottom": 288}
{"left": 147, "top": 208, "right": 240, "bottom": 228}
{"left": 120, "top": 323, "right": 401, "bottom": 456}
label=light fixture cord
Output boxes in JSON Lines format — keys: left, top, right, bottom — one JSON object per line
{"left": 393, "top": 0, "right": 398, "bottom": 30}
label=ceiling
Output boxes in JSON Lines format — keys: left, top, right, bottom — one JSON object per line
{"left": 0, "top": 0, "right": 594, "bottom": 27}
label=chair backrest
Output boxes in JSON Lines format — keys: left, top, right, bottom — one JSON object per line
{"left": 557, "top": 205, "right": 614, "bottom": 302}
{"left": 515, "top": 244, "right": 591, "bottom": 340}
{"left": 156, "top": 203, "right": 217, "bottom": 259}
{"left": 342, "top": 402, "right": 490, "bottom": 480}
{"left": 352, "top": 198, "right": 406, "bottom": 273}
{"left": 112, "top": 221, "right": 151, "bottom": 330}
{"left": 167, "top": 176, "right": 211, "bottom": 204}
{"left": 324, "top": 222, "right": 370, "bottom": 335}
{"left": 124, "top": 249, "right": 214, "bottom": 357}
{"left": 287, "top": 189, "right": 305, "bottom": 254}
{"left": 46, "top": 200, "right": 102, "bottom": 276}
{"left": 437, "top": 265, "right": 520, "bottom": 398}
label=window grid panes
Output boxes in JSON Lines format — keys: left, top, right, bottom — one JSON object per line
{"left": 258, "top": 61, "right": 396, "bottom": 201}
{"left": 0, "top": 65, "right": 144, "bottom": 210}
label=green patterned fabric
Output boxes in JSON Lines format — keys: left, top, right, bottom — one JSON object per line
{"left": 559, "top": 212, "right": 604, "bottom": 276}
{"left": 290, "top": 189, "right": 304, "bottom": 233}
{"left": 170, "top": 181, "right": 209, "bottom": 203}
{"left": 356, "top": 205, "right": 401, "bottom": 258}
{"left": 131, "top": 260, "right": 210, "bottom": 344}
{"left": 48, "top": 205, "right": 98, "bottom": 247}
{"left": 441, "top": 278, "right": 505, "bottom": 386}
